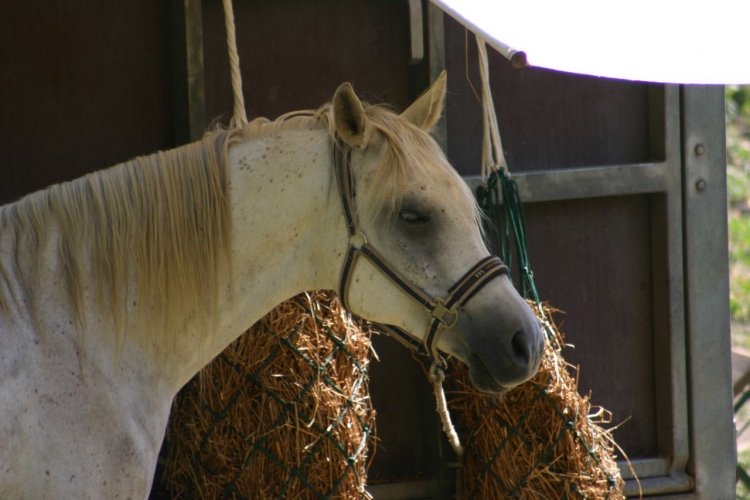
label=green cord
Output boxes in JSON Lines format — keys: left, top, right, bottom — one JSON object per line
{"left": 476, "top": 169, "right": 540, "bottom": 305}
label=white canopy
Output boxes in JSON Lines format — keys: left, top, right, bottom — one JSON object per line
{"left": 432, "top": 0, "right": 750, "bottom": 84}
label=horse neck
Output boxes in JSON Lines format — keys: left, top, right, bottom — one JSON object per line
{"left": 168, "top": 127, "right": 345, "bottom": 390}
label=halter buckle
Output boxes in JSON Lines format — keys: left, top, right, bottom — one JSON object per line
{"left": 431, "top": 298, "right": 459, "bottom": 329}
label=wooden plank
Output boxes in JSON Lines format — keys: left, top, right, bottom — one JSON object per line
{"left": 465, "top": 162, "right": 671, "bottom": 203}
{"left": 200, "top": 0, "right": 412, "bottom": 121}
{"left": 171, "top": 0, "right": 205, "bottom": 144}
{"left": 367, "top": 478, "right": 437, "bottom": 499}
{"left": 0, "top": 0, "right": 175, "bottom": 205}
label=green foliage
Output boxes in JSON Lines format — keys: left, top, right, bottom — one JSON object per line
{"left": 727, "top": 86, "right": 750, "bottom": 204}
{"left": 729, "top": 212, "right": 750, "bottom": 325}
{"left": 728, "top": 86, "right": 750, "bottom": 324}
{"left": 729, "top": 86, "right": 750, "bottom": 119}
{"left": 728, "top": 166, "right": 750, "bottom": 204}
{"left": 729, "top": 85, "right": 750, "bottom": 498}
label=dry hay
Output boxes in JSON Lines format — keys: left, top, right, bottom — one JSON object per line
{"left": 166, "top": 291, "right": 375, "bottom": 499}
{"left": 448, "top": 303, "right": 632, "bottom": 499}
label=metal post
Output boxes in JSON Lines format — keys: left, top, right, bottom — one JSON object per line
{"left": 681, "top": 85, "right": 735, "bottom": 498}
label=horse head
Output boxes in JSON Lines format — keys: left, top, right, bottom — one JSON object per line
{"left": 329, "top": 72, "right": 543, "bottom": 394}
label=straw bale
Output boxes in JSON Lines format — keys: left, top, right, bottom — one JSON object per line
{"left": 448, "top": 303, "right": 630, "bottom": 499}
{"left": 167, "top": 291, "right": 375, "bottom": 499}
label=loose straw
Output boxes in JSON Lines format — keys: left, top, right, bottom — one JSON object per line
{"left": 222, "top": 0, "right": 248, "bottom": 128}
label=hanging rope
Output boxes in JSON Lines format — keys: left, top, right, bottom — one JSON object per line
{"left": 476, "top": 39, "right": 508, "bottom": 183}
{"left": 222, "top": 0, "right": 248, "bottom": 128}
{"left": 474, "top": 37, "right": 540, "bottom": 305}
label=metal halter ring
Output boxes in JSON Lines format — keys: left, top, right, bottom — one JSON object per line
{"left": 430, "top": 298, "right": 459, "bottom": 329}
{"left": 348, "top": 232, "right": 367, "bottom": 250}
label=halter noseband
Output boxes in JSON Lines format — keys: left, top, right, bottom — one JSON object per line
{"left": 334, "top": 140, "right": 509, "bottom": 368}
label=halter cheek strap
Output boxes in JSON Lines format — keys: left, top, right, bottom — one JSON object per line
{"left": 333, "top": 141, "right": 509, "bottom": 368}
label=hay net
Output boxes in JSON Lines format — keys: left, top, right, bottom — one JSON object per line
{"left": 166, "top": 291, "right": 375, "bottom": 499}
{"left": 447, "top": 303, "right": 626, "bottom": 499}
{"left": 450, "top": 167, "right": 630, "bottom": 499}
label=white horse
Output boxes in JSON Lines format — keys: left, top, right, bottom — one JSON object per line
{"left": 0, "top": 72, "right": 542, "bottom": 498}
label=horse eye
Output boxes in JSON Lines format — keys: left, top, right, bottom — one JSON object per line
{"left": 399, "top": 210, "right": 430, "bottom": 224}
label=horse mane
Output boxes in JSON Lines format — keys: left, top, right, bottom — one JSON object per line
{"left": 0, "top": 100, "right": 479, "bottom": 352}
{"left": 0, "top": 128, "right": 236, "bottom": 348}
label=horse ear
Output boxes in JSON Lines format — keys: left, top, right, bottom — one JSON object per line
{"left": 333, "top": 82, "right": 369, "bottom": 148}
{"left": 401, "top": 70, "right": 447, "bottom": 131}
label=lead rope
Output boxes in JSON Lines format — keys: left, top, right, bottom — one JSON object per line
{"left": 431, "top": 362, "right": 464, "bottom": 457}
{"left": 221, "top": 0, "right": 248, "bottom": 128}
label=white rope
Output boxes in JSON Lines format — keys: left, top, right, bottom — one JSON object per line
{"left": 476, "top": 37, "right": 508, "bottom": 182}
{"left": 221, "top": 0, "right": 248, "bottom": 129}
{"left": 431, "top": 362, "right": 464, "bottom": 458}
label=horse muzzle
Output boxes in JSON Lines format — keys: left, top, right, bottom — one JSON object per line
{"left": 460, "top": 298, "right": 544, "bottom": 394}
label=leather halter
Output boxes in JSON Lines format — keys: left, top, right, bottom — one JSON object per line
{"left": 333, "top": 139, "right": 510, "bottom": 368}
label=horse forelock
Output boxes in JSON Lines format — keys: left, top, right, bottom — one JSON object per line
{"left": 357, "top": 106, "right": 483, "bottom": 232}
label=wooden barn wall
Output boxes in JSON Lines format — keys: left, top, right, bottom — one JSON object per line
{"left": 523, "top": 196, "right": 657, "bottom": 457}
{"left": 200, "top": 0, "right": 417, "bottom": 125}
{"left": 0, "top": 0, "right": 175, "bottom": 206}
{"left": 444, "top": 22, "right": 658, "bottom": 175}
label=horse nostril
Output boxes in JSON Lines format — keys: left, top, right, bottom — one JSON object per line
{"left": 511, "top": 331, "right": 530, "bottom": 366}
